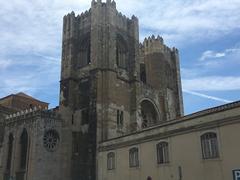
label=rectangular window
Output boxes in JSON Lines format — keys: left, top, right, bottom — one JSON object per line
{"left": 117, "top": 110, "right": 124, "bottom": 129}
{"left": 157, "top": 142, "right": 169, "bottom": 164}
{"left": 72, "top": 132, "right": 81, "bottom": 156}
{"left": 129, "top": 148, "right": 139, "bottom": 167}
{"left": 201, "top": 132, "right": 219, "bottom": 159}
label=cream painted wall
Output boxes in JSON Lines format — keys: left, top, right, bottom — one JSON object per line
{"left": 98, "top": 122, "right": 240, "bottom": 180}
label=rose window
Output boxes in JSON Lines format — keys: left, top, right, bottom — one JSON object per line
{"left": 43, "top": 129, "right": 60, "bottom": 152}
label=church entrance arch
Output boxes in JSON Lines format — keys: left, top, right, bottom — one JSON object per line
{"left": 139, "top": 99, "right": 160, "bottom": 128}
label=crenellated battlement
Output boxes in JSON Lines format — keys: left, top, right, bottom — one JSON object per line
{"left": 140, "top": 35, "right": 179, "bottom": 57}
{"left": 91, "top": 0, "right": 116, "bottom": 8}
{"left": 115, "top": 12, "right": 139, "bottom": 24}
{"left": 64, "top": 9, "right": 91, "bottom": 25}
{"left": 141, "top": 35, "right": 168, "bottom": 55}
{"left": 4, "top": 107, "right": 59, "bottom": 124}
{"left": 64, "top": 9, "right": 91, "bottom": 20}
{"left": 63, "top": 9, "right": 91, "bottom": 40}
{"left": 91, "top": 0, "right": 138, "bottom": 28}
{"left": 63, "top": 0, "right": 138, "bottom": 40}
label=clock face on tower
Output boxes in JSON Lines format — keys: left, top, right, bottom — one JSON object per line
{"left": 43, "top": 129, "right": 60, "bottom": 152}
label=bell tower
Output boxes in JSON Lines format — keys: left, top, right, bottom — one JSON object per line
{"left": 59, "top": 0, "right": 183, "bottom": 179}
{"left": 59, "top": 0, "right": 139, "bottom": 179}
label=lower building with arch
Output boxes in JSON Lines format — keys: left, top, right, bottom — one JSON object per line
{"left": 98, "top": 101, "right": 240, "bottom": 180}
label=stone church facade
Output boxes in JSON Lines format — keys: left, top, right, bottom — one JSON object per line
{"left": 0, "top": 1, "right": 240, "bottom": 180}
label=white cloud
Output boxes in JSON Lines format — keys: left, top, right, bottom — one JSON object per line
{"left": 0, "top": 0, "right": 239, "bottom": 108}
{"left": 0, "top": 59, "right": 12, "bottom": 70}
{"left": 183, "top": 89, "right": 233, "bottom": 103}
{"left": 199, "top": 48, "right": 240, "bottom": 61}
{"left": 118, "top": 0, "right": 240, "bottom": 45}
{"left": 0, "top": 0, "right": 240, "bottom": 55}
{"left": 199, "top": 51, "right": 225, "bottom": 61}
{"left": 0, "top": 54, "right": 60, "bottom": 99}
{"left": 182, "top": 76, "right": 240, "bottom": 91}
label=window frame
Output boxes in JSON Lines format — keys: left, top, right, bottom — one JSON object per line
{"left": 19, "top": 129, "right": 29, "bottom": 170}
{"left": 201, "top": 132, "right": 220, "bottom": 159}
{"left": 140, "top": 63, "right": 147, "bottom": 84}
{"left": 117, "top": 110, "right": 124, "bottom": 130}
{"left": 6, "top": 133, "right": 14, "bottom": 171}
{"left": 116, "top": 35, "right": 129, "bottom": 70}
{"left": 129, "top": 147, "right": 140, "bottom": 168}
{"left": 77, "top": 39, "right": 91, "bottom": 69}
{"left": 156, "top": 141, "right": 170, "bottom": 164}
{"left": 107, "top": 152, "right": 116, "bottom": 170}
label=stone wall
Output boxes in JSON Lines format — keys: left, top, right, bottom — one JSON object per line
{"left": 1, "top": 109, "right": 62, "bottom": 180}
{"left": 139, "top": 36, "right": 184, "bottom": 120}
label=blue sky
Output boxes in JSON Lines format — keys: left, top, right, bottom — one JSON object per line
{"left": 0, "top": 0, "right": 239, "bottom": 115}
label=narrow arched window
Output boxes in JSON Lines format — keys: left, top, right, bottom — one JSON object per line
{"left": 129, "top": 147, "right": 139, "bottom": 167}
{"left": 140, "top": 64, "right": 146, "bottom": 83}
{"left": 77, "top": 37, "right": 91, "bottom": 68}
{"left": 116, "top": 35, "right": 128, "bottom": 69}
{"left": 107, "top": 152, "right": 115, "bottom": 170}
{"left": 201, "top": 132, "right": 219, "bottom": 159}
{"left": 117, "top": 110, "right": 124, "bottom": 130}
{"left": 6, "top": 134, "right": 14, "bottom": 170}
{"left": 157, "top": 142, "right": 169, "bottom": 164}
{"left": 20, "top": 129, "right": 28, "bottom": 169}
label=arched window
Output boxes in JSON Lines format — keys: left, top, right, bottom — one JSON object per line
{"left": 77, "top": 37, "right": 91, "bottom": 68}
{"left": 116, "top": 35, "right": 128, "bottom": 69}
{"left": 6, "top": 134, "right": 14, "bottom": 170}
{"left": 201, "top": 132, "right": 219, "bottom": 159}
{"left": 140, "top": 64, "right": 147, "bottom": 83}
{"left": 117, "top": 110, "right": 124, "bottom": 130}
{"left": 107, "top": 152, "right": 115, "bottom": 170}
{"left": 129, "top": 147, "right": 139, "bottom": 167}
{"left": 20, "top": 129, "right": 28, "bottom": 169}
{"left": 140, "top": 100, "right": 159, "bottom": 128}
{"left": 157, "top": 142, "right": 169, "bottom": 164}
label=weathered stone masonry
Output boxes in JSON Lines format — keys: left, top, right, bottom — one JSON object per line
{"left": 59, "top": 0, "right": 183, "bottom": 180}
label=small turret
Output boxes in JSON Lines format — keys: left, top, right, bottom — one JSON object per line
{"left": 143, "top": 35, "right": 171, "bottom": 55}
{"left": 107, "top": 0, "right": 116, "bottom": 8}
{"left": 70, "top": 11, "right": 75, "bottom": 16}
{"left": 131, "top": 15, "right": 138, "bottom": 21}
{"left": 112, "top": 0, "right": 116, "bottom": 8}
{"left": 91, "top": 0, "right": 116, "bottom": 9}
{"left": 91, "top": 0, "right": 96, "bottom": 6}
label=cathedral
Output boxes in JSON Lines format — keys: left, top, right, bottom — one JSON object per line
{"left": 0, "top": 0, "right": 240, "bottom": 180}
